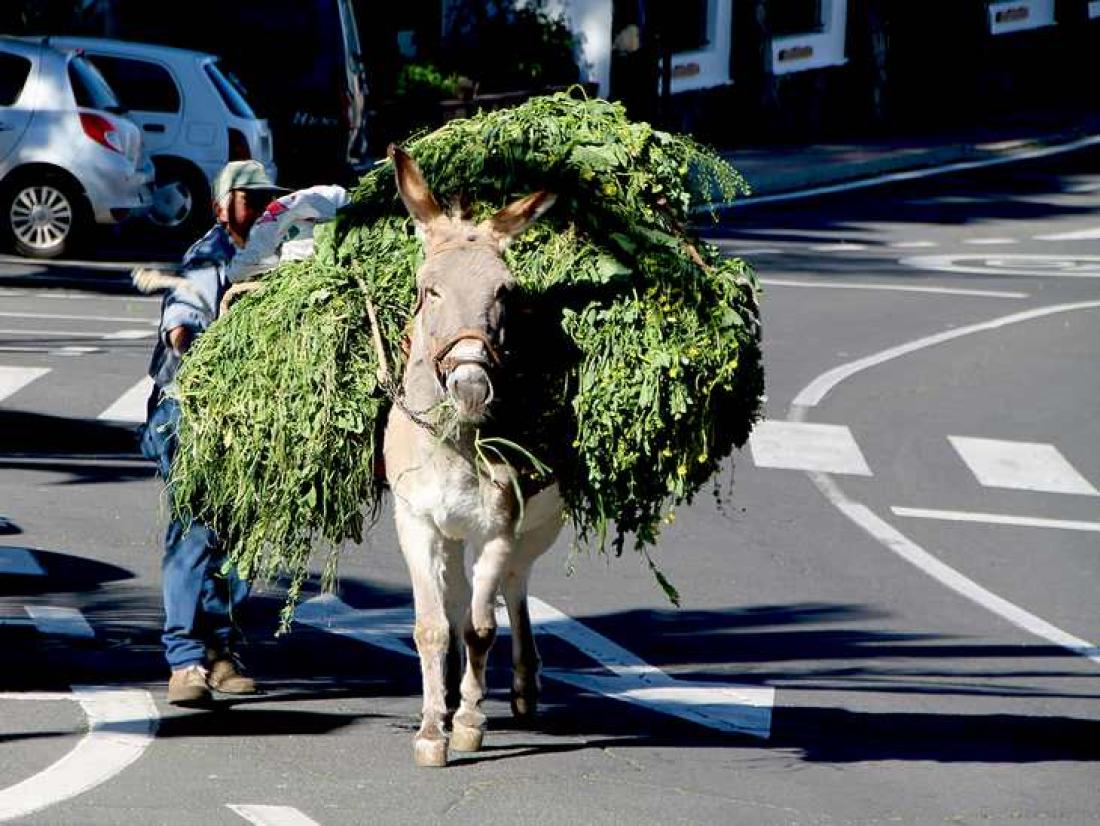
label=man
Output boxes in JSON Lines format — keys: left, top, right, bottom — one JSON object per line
{"left": 139, "top": 160, "right": 288, "bottom": 707}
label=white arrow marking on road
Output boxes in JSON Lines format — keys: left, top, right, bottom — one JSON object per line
{"left": 98, "top": 376, "right": 155, "bottom": 424}
{"left": 228, "top": 805, "right": 322, "bottom": 826}
{"left": 297, "top": 593, "right": 773, "bottom": 739}
{"left": 0, "top": 547, "right": 46, "bottom": 576}
{"left": 0, "top": 366, "right": 49, "bottom": 403}
{"left": 0, "top": 687, "right": 159, "bottom": 823}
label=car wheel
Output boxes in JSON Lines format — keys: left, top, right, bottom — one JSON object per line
{"left": 149, "top": 163, "right": 209, "bottom": 236}
{"left": 4, "top": 176, "right": 86, "bottom": 259}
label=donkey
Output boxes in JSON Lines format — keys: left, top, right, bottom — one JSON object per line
{"left": 383, "top": 146, "right": 562, "bottom": 767}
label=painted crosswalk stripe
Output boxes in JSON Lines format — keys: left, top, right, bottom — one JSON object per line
{"left": 760, "top": 278, "right": 1027, "bottom": 299}
{"left": 949, "top": 436, "right": 1099, "bottom": 496}
{"left": 24, "top": 606, "right": 95, "bottom": 638}
{"left": 0, "top": 366, "right": 49, "bottom": 403}
{"left": 297, "top": 594, "right": 773, "bottom": 738}
{"left": 810, "top": 242, "right": 867, "bottom": 252}
{"left": 963, "top": 237, "right": 1017, "bottom": 245}
{"left": 749, "top": 421, "right": 872, "bottom": 476}
{"left": 227, "top": 805, "right": 322, "bottom": 826}
{"left": 891, "top": 506, "right": 1100, "bottom": 533}
{"left": 97, "top": 376, "right": 154, "bottom": 423}
{"left": 0, "top": 547, "right": 45, "bottom": 576}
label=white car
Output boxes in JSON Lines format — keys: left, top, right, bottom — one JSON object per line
{"left": 50, "top": 37, "right": 277, "bottom": 235}
{"left": 0, "top": 37, "right": 153, "bottom": 259}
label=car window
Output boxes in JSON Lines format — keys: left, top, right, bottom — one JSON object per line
{"left": 203, "top": 60, "right": 257, "bottom": 119}
{"left": 89, "top": 55, "right": 180, "bottom": 113}
{"left": 0, "top": 51, "right": 33, "bottom": 106}
{"left": 68, "top": 55, "right": 122, "bottom": 111}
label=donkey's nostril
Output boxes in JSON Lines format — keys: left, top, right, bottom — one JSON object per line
{"left": 446, "top": 364, "right": 493, "bottom": 419}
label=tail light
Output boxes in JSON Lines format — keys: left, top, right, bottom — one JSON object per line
{"left": 228, "top": 128, "right": 251, "bottom": 160}
{"left": 80, "top": 113, "right": 125, "bottom": 154}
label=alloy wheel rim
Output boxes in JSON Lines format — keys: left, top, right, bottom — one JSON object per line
{"left": 150, "top": 179, "right": 193, "bottom": 228}
{"left": 10, "top": 185, "right": 73, "bottom": 250}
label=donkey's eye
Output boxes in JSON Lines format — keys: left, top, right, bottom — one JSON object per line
{"left": 425, "top": 285, "right": 442, "bottom": 299}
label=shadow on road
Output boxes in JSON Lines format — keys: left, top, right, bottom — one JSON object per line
{"left": 2, "top": 573, "right": 1097, "bottom": 763}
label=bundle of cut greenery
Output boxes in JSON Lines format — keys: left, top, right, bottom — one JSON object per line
{"left": 171, "top": 92, "right": 764, "bottom": 627}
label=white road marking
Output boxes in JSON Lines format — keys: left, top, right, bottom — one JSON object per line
{"left": 810, "top": 242, "right": 868, "bottom": 252}
{"left": 0, "top": 547, "right": 45, "bottom": 576}
{"left": 805, "top": 471, "right": 1100, "bottom": 666}
{"left": 759, "top": 277, "right": 1027, "bottom": 298}
{"left": 298, "top": 594, "right": 773, "bottom": 738}
{"left": 0, "top": 253, "right": 165, "bottom": 271}
{"left": 749, "top": 421, "right": 872, "bottom": 476}
{"left": 891, "top": 506, "right": 1100, "bottom": 533}
{"left": 962, "top": 237, "right": 1017, "bottom": 245}
{"left": 948, "top": 436, "right": 1098, "bottom": 496}
{"left": 0, "top": 312, "right": 156, "bottom": 325}
{"left": 57, "top": 346, "right": 104, "bottom": 356}
{"left": 889, "top": 240, "right": 939, "bottom": 249}
{"left": 24, "top": 606, "right": 95, "bottom": 638}
{"left": 717, "top": 247, "right": 784, "bottom": 256}
{"left": 900, "top": 253, "right": 1100, "bottom": 278}
{"left": 0, "top": 366, "right": 49, "bottom": 402}
{"left": 715, "top": 133, "right": 1100, "bottom": 208}
{"left": 0, "top": 687, "right": 158, "bottom": 823}
{"left": 1034, "top": 226, "right": 1100, "bottom": 241}
{"left": 227, "top": 805, "right": 322, "bottom": 826}
{"left": 102, "top": 329, "right": 156, "bottom": 340}
{"left": 787, "top": 302, "right": 1100, "bottom": 666}
{"left": 98, "top": 376, "right": 154, "bottom": 424}
{"left": 792, "top": 300, "right": 1100, "bottom": 408}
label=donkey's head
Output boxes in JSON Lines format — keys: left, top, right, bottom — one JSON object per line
{"left": 391, "top": 145, "right": 555, "bottom": 423}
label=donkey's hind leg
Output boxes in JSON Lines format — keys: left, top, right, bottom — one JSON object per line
{"left": 395, "top": 505, "right": 458, "bottom": 767}
{"left": 502, "top": 485, "right": 564, "bottom": 723}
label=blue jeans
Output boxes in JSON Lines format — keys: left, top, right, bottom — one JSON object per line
{"left": 141, "top": 398, "right": 250, "bottom": 669}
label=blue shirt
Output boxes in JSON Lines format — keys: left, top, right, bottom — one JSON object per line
{"left": 147, "top": 224, "right": 239, "bottom": 393}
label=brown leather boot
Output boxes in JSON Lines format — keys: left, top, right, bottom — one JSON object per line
{"left": 206, "top": 650, "right": 260, "bottom": 695}
{"left": 167, "top": 664, "right": 212, "bottom": 706}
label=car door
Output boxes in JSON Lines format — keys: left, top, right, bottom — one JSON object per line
{"left": 82, "top": 53, "right": 182, "bottom": 155}
{"left": 0, "top": 48, "right": 36, "bottom": 165}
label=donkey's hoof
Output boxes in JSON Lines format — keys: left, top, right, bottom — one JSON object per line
{"left": 450, "top": 723, "right": 484, "bottom": 753}
{"left": 414, "top": 736, "right": 448, "bottom": 768}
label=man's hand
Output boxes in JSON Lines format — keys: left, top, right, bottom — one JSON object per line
{"left": 167, "top": 325, "right": 194, "bottom": 356}
{"left": 132, "top": 266, "right": 183, "bottom": 294}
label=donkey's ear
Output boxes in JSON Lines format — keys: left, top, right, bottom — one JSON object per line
{"left": 389, "top": 144, "right": 442, "bottom": 227}
{"left": 485, "top": 191, "right": 557, "bottom": 246}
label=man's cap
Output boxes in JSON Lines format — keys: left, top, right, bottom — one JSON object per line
{"left": 212, "top": 160, "right": 289, "bottom": 202}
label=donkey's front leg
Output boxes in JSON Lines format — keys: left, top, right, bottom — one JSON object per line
{"left": 451, "top": 535, "right": 510, "bottom": 752}
{"left": 395, "top": 506, "right": 458, "bottom": 767}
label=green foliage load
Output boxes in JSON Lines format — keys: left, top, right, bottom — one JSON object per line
{"left": 171, "top": 92, "right": 763, "bottom": 625}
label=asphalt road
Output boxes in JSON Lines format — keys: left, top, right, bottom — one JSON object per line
{"left": 0, "top": 151, "right": 1098, "bottom": 825}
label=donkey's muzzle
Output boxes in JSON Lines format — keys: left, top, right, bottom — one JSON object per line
{"left": 441, "top": 338, "right": 496, "bottom": 420}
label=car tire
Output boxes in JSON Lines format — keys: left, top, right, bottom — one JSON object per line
{"left": 2, "top": 173, "right": 88, "bottom": 260}
{"left": 149, "top": 161, "right": 210, "bottom": 238}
